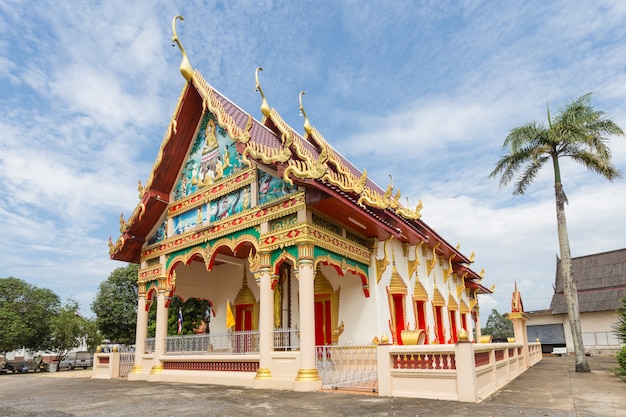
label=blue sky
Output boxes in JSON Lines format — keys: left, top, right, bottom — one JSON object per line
{"left": 1, "top": 1, "right": 625, "bottom": 320}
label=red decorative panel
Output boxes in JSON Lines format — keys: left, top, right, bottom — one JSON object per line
{"left": 474, "top": 351, "right": 490, "bottom": 367}
{"left": 508, "top": 348, "right": 516, "bottom": 357}
{"left": 494, "top": 349, "right": 505, "bottom": 361}
{"left": 163, "top": 361, "right": 259, "bottom": 372}
{"left": 99, "top": 357, "right": 110, "bottom": 364}
{"left": 391, "top": 353, "right": 456, "bottom": 370}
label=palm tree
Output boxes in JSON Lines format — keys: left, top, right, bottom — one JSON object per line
{"left": 490, "top": 93, "right": 623, "bottom": 372}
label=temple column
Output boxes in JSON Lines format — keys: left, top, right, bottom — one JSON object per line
{"left": 293, "top": 241, "right": 321, "bottom": 391}
{"left": 253, "top": 252, "right": 273, "bottom": 387}
{"left": 150, "top": 288, "right": 169, "bottom": 375}
{"left": 129, "top": 293, "right": 148, "bottom": 378}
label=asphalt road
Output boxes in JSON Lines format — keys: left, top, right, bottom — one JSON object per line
{"left": 0, "top": 356, "right": 623, "bottom": 417}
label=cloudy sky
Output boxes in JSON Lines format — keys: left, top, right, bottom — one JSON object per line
{"left": 1, "top": 1, "right": 625, "bottom": 320}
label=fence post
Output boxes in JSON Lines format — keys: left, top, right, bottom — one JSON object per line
{"left": 376, "top": 344, "right": 392, "bottom": 396}
{"left": 455, "top": 340, "right": 478, "bottom": 402}
{"left": 109, "top": 351, "right": 121, "bottom": 379}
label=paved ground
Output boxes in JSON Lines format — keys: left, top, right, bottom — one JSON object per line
{"left": 0, "top": 356, "right": 623, "bottom": 417}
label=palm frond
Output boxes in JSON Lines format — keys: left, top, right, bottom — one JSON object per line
{"left": 569, "top": 150, "right": 623, "bottom": 181}
{"left": 492, "top": 92, "right": 623, "bottom": 196}
{"left": 514, "top": 156, "right": 549, "bottom": 195}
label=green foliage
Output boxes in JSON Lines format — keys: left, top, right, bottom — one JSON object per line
{"left": 83, "top": 319, "right": 104, "bottom": 352}
{"left": 147, "top": 296, "right": 212, "bottom": 337}
{"left": 614, "top": 295, "right": 626, "bottom": 343}
{"left": 490, "top": 93, "right": 624, "bottom": 194}
{"left": 0, "top": 308, "right": 29, "bottom": 352}
{"left": 617, "top": 346, "right": 626, "bottom": 371}
{"left": 91, "top": 264, "right": 139, "bottom": 345}
{"left": 49, "top": 300, "right": 90, "bottom": 362}
{"left": 481, "top": 309, "right": 514, "bottom": 339}
{"left": 169, "top": 296, "right": 213, "bottom": 335}
{"left": 0, "top": 277, "right": 61, "bottom": 352}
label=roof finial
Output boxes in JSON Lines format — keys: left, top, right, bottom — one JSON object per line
{"left": 299, "top": 91, "right": 312, "bottom": 137}
{"left": 172, "top": 15, "right": 193, "bottom": 82}
{"left": 255, "top": 67, "right": 271, "bottom": 118}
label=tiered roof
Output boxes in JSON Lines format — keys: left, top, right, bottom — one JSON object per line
{"left": 109, "top": 17, "right": 488, "bottom": 293}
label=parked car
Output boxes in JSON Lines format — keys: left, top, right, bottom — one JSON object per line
{"left": 58, "top": 352, "right": 93, "bottom": 370}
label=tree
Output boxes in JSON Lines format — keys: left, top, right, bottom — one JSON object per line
{"left": 48, "top": 300, "right": 90, "bottom": 362}
{"left": 92, "top": 264, "right": 139, "bottom": 345}
{"left": 481, "top": 309, "right": 514, "bottom": 339}
{"left": 0, "top": 277, "right": 61, "bottom": 352}
{"left": 84, "top": 319, "right": 104, "bottom": 352}
{"left": 490, "top": 93, "right": 624, "bottom": 372}
{"left": 147, "top": 296, "right": 213, "bottom": 337}
{"left": 168, "top": 296, "right": 213, "bottom": 335}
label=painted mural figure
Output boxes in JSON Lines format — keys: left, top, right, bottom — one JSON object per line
{"left": 258, "top": 170, "right": 297, "bottom": 205}
{"left": 198, "top": 119, "right": 222, "bottom": 185}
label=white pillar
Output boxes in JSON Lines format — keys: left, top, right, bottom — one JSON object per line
{"left": 130, "top": 294, "right": 148, "bottom": 376}
{"left": 253, "top": 269, "right": 273, "bottom": 386}
{"left": 510, "top": 314, "right": 530, "bottom": 369}
{"left": 150, "top": 289, "right": 168, "bottom": 374}
{"left": 293, "top": 241, "right": 321, "bottom": 391}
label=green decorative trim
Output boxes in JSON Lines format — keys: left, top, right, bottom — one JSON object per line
{"left": 313, "top": 247, "right": 369, "bottom": 272}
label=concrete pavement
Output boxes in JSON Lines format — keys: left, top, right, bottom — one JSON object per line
{"left": 0, "top": 356, "right": 623, "bottom": 416}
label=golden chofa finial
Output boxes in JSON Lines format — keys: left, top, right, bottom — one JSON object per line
{"left": 172, "top": 15, "right": 193, "bottom": 82}
{"left": 255, "top": 67, "right": 271, "bottom": 118}
{"left": 299, "top": 91, "right": 312, "bottom": 137}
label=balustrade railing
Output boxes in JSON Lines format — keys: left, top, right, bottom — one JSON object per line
{"left": 316, "top": 344, "right": 378, "bottom": 391}
{"left": 145, "top": 338, "right": 154, "bottom": 354}
{"left": 144, "top": 328, "right": 299, "bottom": 355}
{"left": 163, "top": 331, "right": 260, "bottom": 354}
{"left": 273, "top": 328, "right": 299, "bottom": 350}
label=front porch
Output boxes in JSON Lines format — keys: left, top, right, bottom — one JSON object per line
{"left": 93, "top": 334, "right": 542, "bottom": 402}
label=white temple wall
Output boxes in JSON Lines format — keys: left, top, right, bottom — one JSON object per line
{"left": 173, "top": 261, "right": 259, "bottom": 333}
{"left": 322, "top": 264, "right": 379, "bottom": 344}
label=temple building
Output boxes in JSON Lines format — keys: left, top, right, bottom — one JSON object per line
{"left": 108, "top": 17, "right": 492, "bottom": 392}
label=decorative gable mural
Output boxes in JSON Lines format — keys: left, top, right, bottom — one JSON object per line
{"left": 209, "top": 186, "right": 250, "bottom": 223}
{"left": 173, "top": 205, "right": 207, "bottom": 235}
{"left": 258, "top": 170, "right": 297, "bottom": 205}
{"left": 173, "top": 112, "right": 245, "bottom": 201}
{"left": 147, "top": 220, "right": 167, "bottom": 245}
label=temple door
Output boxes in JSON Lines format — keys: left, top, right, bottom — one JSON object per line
{"left": 314, "top": 295, "right": 332, "bottom": 346}
{"left": 434, "top": 306, "right": 445, "bottom": 344}
{"left": 235, "top": 303, "right": 253, "bottom": 352}
{"left": 449, "top": 310, "right": 458, "bottom": 343}
{"left": 393, "top": 294, "right": 405, "bottom": 345}
{"left": 415, "top": 300, "right": 428, "bottom": 343}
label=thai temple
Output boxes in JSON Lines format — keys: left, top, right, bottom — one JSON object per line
{"left": 104, "top": 17, "right": 541, "bottom": 401}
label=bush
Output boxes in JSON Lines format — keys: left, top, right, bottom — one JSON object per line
{"left": 617, "top": 346, "right": 626, "bottom": 371}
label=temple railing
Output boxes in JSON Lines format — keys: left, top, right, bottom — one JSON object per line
{"left": 144, "top": 328, "right": 300, "bottom": 355}
{"left": 163, "top": 331, "right": 260, "bottom": 354}
{"left": 273, "top": 328, "right": 300, "bottom": 351}
{"left": 377, "top": 341, "right": 543, "bottom": 402}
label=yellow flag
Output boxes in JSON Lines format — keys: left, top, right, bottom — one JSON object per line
{"left": 226, "top": 299, "right": 236, "bottom": 329}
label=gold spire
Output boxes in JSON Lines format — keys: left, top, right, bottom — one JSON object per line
{"left": 171, "top": 15, "right": 193, "bottom": 82}
{"left": 299, "top": 91, "right": 312, "bottom": 137}
{"left": 255, "top": 67, "right": 271, "bottom": 118}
